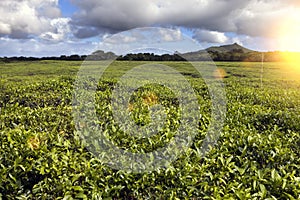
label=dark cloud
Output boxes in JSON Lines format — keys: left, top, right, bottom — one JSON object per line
{"left": 73, "top": 27, "right": 101, "bottom": 38}
{"left": 69, "top": 0, "right": 299, "bottom": 39}
{"left": 69, "top": 0, "right": 249, "bottom": 37}
{"left": 9, "top": 31, "right": 32, "bottom": 39}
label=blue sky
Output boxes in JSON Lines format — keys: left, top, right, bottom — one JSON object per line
{"left": 0, "top": 0, "right": 299, "bottom": 57}
{"left": 59, "top": 0, "right": 78, "bottom": 17}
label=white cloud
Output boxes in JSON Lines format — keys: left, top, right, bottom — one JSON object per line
{"left": 97, "top": 27, "right": 200, "bottom": 55}
{"left": 0, "top": 0, "right": 64, "bottom": 38}
{"left": 103, "top": 34, "right": 138, "bottom": 44}
{"left": 40, "top": 18, "right": 71, "bottom": 42}
{"left": 193, "top": 30, "right": 228, "bottom": 43}
{"left": 158, "top": 28, "right": 182, "bottom": 42}
{"left": 101, "top": 27, "right": 183, "bottom": 47}
{"left": 0, "top": 22, "right": 11, "bottom": 35}
{"left": 0, "top": 37, "right": 97, "bottom": 57}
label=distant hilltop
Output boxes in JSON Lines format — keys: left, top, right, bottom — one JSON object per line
{"left": 1, "top": 43, "right": 299, "bottom": 62}
{"left": 206, "top": 43, "right": 254, "bottom": 53}
{"left": 179, "top": 43, "right": 258, "bottom": 61}
{"left": 179, "top": 43, "right": 299, "bottom": 62}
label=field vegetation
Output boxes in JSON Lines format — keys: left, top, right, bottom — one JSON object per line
{"left": 0, "top": 60, "right": 300, "bottom": 199}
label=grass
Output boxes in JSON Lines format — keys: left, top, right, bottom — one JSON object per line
{"left": 0, "top": 60, "right": 299, "bottom": 199}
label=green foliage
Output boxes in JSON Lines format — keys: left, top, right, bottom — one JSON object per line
{"left": 0, "top": 61, "right": 300, "bottom": 199}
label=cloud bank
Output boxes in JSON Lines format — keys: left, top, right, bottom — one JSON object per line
{"left": 0, "top": 0, "right": 299, "bottom": 56}
{"left": 70, "top": 0, "right": 300, "bottom": 38}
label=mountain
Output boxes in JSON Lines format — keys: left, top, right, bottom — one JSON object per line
{"left": 205, "top": 43, "right": 255, "bottom": 53}
{"left": 179, "top": 43, "right": 257, "bottom": 61}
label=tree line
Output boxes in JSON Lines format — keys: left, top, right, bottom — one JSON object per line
{"left": 0, "top": 50, "right": 298, "bottom": 62}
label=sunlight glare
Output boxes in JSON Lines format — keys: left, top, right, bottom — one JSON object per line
{"left": 275, "top": 13, "right": 300, "bottom": 75}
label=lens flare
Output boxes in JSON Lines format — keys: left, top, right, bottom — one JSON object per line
{"left": 276, "top": 13, "right": 300, "bottom": 52}
{"left": 273, "top": 13, "right": 300, "bottom": 76}
{"left": 280, "top": 52, "right": 300, "bottom": 76}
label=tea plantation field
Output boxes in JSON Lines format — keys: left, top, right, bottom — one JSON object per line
{"left": 0, "top": 60, "right": 300, "bottom": 199}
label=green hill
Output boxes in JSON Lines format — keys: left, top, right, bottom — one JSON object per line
{"left": 180, "top": 43, "right": 259, "bottom": 61}
{"left": 205, "top": 43, "right": 255, "bottom": 53}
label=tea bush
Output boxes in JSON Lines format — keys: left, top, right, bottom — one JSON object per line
{"left": 0, "top": 61, "right": 299, "bottom": 199}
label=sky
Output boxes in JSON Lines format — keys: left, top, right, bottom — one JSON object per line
{"left": 0, "top": 0, "right": 299, "bottom": 57}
